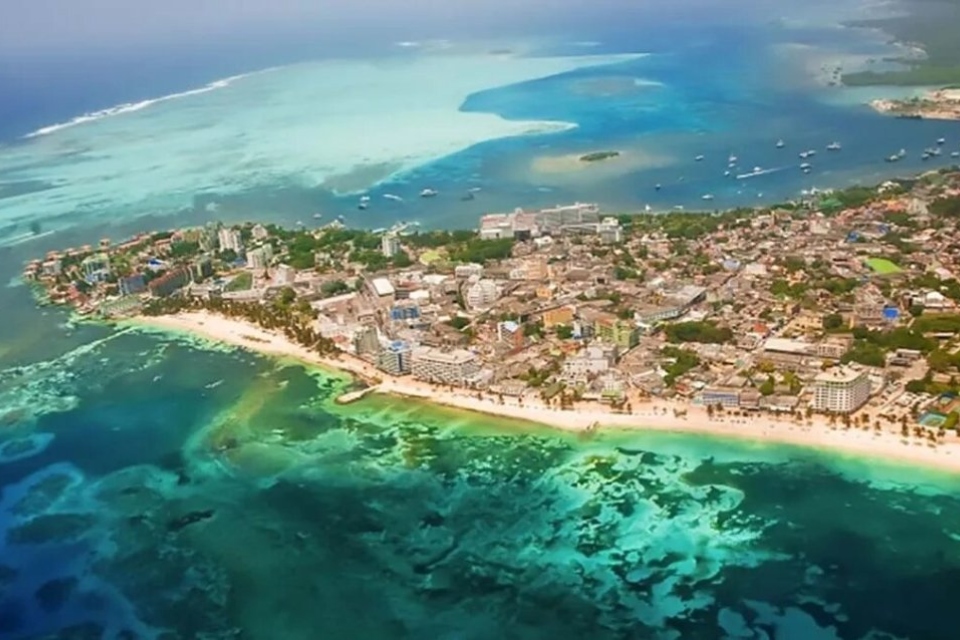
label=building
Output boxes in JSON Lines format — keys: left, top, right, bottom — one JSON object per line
{"left": 118, "top": 274, "right": 146, "bottom": 296}
{"left": 542, "top": 305, "right": 575, "bottom": 329}
{"left": 390, "top": 302, "right": 421, "bottom": 322}
{"left": 381, "top": 234, "right": 400, "bottom": 258}
{"left": 191, "top": 258, "right": 213, "bottom": 282}
{"left": 411, "top": 348, "right": 481, "bottom": 385}
{"left": 369, "top": 277, "right": 396, "bottom": 301}
{"left": 148, "top": 268, "right": 190, "bottom": 298}
{"left": 812, "top": 367, "right": 871, "bottom": 414}
{"left": 274, "top": 264, "right": 297, "bottom": 285}
{"left": 377, "top": 341, "right": 412, "bottom": 375}
{"left": 537, "top": 202, "right": 600, "bottom": 234}
{"left": 247, "top": 247, "right": 270, "bottom": 271}
{"left": 594, "top": 315, "right": 640, "bottom": 350}
{"left": 454, "top": 263, "right": 484, "bottom": 279}
{"left": 598, "top": 217, "right": 623, "bottom": 244}
{"left": 497, "top": 321, "right": 525, "bottom": 351}
{"left": 81, "top": 253, "right": 111, "bottom": 283}
{"left": 562, "top": 344, "right": 618, "bottom": 378}
{"left": 465, "top": 279, "right": 500, "bottom": 310}
{"left": 217, "top": 227, "right": 242, "bottom": 253}
{"left": 353, "top": 326, "right": 380, "bottom": 358}
{"left": 698, "top": 387, "right": 741, "bottom": 408}
{"left": 251, "top": 224, "right": 269, "bottom": 240}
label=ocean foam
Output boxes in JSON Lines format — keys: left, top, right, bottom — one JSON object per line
{"left": 23, "top": 72, "right": 259, "bottom": 139}
{"left": 0, "top": 51, "right": 643, "bottom": 232}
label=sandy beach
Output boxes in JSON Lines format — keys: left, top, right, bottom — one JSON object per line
{"left": 133, "top": 311, "right": 960, "bottom": 473}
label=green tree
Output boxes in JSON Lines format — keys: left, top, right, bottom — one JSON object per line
{"left": 556, "top": 325, "right": 574, "bottom": 340}
{"left": 759, "top": 375, "right": 775, "bottom": 396}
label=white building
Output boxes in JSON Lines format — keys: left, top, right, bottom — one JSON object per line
{"left": 411, "top": 348, "right": 480, "bottom": 385}
{"left": 252, "top": 224, "right": 269, "bottom": 240}
{"left": 562, "top": 345, "right": 618, "bottom": 378}
{"left": 247, "top": 247, "right": 270, "bottom": 271}
{"left": 381, "top": 234, "right": 400, "bottom": 258}
{"left": 454, "top": 263, "right": 484, "bottom": 279}
{"left": 274, "top": 263, "right": 297, "bottom": 285}
{"left": 598, "top": 217, "right": 623, "bottom": 244}
{"left": 812, "top": 367, "right": 871, "bottom": 414}
{"left": 465, "top": 279, "right": 500, "bottom": 310}
{"left": 369, "top": 277, "right": 396, "bottom": 300}
{"left": 218, "top": 228, "right": 242, "bottom": 253}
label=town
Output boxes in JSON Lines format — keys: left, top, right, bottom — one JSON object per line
{"left": 23, "top": 168, "right": 960, "bottom": 438}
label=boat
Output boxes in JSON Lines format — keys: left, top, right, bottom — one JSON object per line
{"left": 776, "top": 140, "right": 785, "bottom": 149}
{"left": 951, "top": 151, "right": 960, "bottom": 158}
{"left": 701, "top": 194, "right": 714, "bottom": 201}
{"left": 937, "top": 138, "right": 946, "bottom": 145}
{"left": 695, "top": 155, "right": 705, "bottom": 162}
{"left": 826, "top": 142, "right": 842, "bottom": 151}
{"left": 360, "top": 195, "right": 371, "bottom": 203}
{"left": 468, "top": 187, "right": 482, "bottom": 192}
{"left": 419, "top": 188, "right": 438, "bottom": 198}
{"left": 807, "top": 149, "right": 817, "bottom": 157}
{"left": 799, "top": 151, "right": 811, "bottom": 159}
{"left": 898, "top": 148, "right": 907, "bottom": 158}
{"left": 752, "top": 166, "right": 762, "bottom": 173}
{"left": 357, "top": 202, "right": 368, "bottom": 210}
{"left": 802, "top": 166, "right": 812, "bottom": 174}
{"left": 383, "top": 193, "right": 403, "bottom": 202}
{"left": 728, "top": 154, "right": 738, "bottom": 163}
{"left": 885, "top": 154, "right": 900, "bottom": 163}
{"left": 312, "top": 213, "right": 322, "bottom": 219}
{"left": 723, "top": 170, "right": 731, "bottom": 176}
{"left": 931, "top": 147, "right": 942, "bottom": 156}
{"left": 800, "top": 162, "right": 812, "bottom": 170}
{"left": 655, "top": 183, "right": 662, "bottom": 191}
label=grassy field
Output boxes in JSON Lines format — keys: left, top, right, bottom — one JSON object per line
{"left": 865, "top": 258, "right": 903, "bottom": 274}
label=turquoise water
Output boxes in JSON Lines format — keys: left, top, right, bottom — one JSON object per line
{"left": 2, "top": 330, "right": 960, "bottom": 639}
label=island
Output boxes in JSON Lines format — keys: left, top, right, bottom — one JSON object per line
{"left": 579, "top": 151, "right": 621, "bottom": 163}
{"left": 870, "top": 89, "right": 960, "bottom": 121}
{"left": 23, "top": 170, "right": 960, "bottom": 472}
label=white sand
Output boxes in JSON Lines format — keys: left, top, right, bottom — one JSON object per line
{"left": 134, "top": 311, "right": 960, "bottom": 473}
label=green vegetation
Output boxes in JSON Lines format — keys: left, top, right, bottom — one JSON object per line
{"left": 579, "top": 151, "right": 620, "bottom": 162}
{"left": 224, "top": 272, "right": 252, "bottom": 292}
{"left": 822, "top": 313, "right": 846, "bottom": 331}
{"left": 913, "top": 313, "right": 960, "bottom": 334}
{"left": 664, "top": 321, "right": 732, "bottom": 344}
{"left": 661, "top": 346, "right": 700, "bottom": 387}
{"left": 842, "top": 325, "right": 936, "bottom": 366}
{"left": 930, "top": 195, "right": 960, "bottom": 218}
{"left": 865, "top": 258, "right": 903, "bottom": 275}
{"left": 556, "top": 325, "right": 574, "bottom": 340}
{"left": 319, "top": 279, "right": 350, "bottom": 297}
{"left": 448, "top": 238, "right": 514, "bottom": 264}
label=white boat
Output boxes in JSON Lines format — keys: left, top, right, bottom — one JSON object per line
{"left": 799, "top": 151, "right": 810, "bottom": 159}
{"left": 357, "top": 202, "right": 368, "bottom": 210}
{"left": 655, "top": 183, "right": 662, "bottom": 191}
{"left": 312, "top": 213, "right": 322, "bottom": 219}
{"left": 468, "top": 187, "right": 482, "bottom": 192}
{"left": 937, "top": 138, "right": 946, "bottom": 145}
{"left": 695, "top": 155, "right": 705, "bottom": 162}
{"left": 724, "top": 170, "right": 731, "bottom": 176}
{"left": 360, "top": 195, "right": 371, "bottom": 203}
{"left": 728, "top": 154, "right": 738, "bottom": 163}
{"left": 898, "top": 148, "right": 907, "bottom": 158}
{"left": 826, "top": 142, "right": 841, "bottom": 151}
{"left": 383, "top": 193, "right": 403, "bottom": 202}
{"left": 807, "top": 149, "right": 817, "bottom": 157}
{"left": 752, "top": 166, "right": 762, "bottom": 173}
{"left": 776, "top": 139, "right": 785, "bottom": 149}
{"left": 951, "top": 151, "right": 960, "bottom": 158}
{"left": 420, "top": 188, "right": 438, "bottom": 198}
{"left": 800, "top": 162, "right": 812, "bottom": 170}
{"left": 701, "top": 194, "right": 714, "bottom": 201}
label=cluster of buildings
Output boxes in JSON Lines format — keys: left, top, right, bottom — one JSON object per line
{"left": 24, "top": 171, "right": 960, "bottom": 427}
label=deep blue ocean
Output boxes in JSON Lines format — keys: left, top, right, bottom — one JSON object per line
{"left": 3, "top": 2, "right": 960, "bottom": 638}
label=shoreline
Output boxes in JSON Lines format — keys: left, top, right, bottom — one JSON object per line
{"left": 130, "top": 311, "right": 960, "bottom": 474}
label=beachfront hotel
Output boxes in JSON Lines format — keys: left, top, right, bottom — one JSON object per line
{"left": 812, "top": 366, "right": 871, "bottom": 414}
{"left": 411, "top": 347, "right": 480, "bottom": 385}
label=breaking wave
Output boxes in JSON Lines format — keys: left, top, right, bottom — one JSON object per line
{"left": 23, "top": 71, "right": 263, "bottom": 139}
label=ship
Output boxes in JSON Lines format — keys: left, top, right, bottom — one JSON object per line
{"left": 312, "top": 213, "right": 322, "bottom": 219}
{"left": 695, "top": 155, "right": 705, "bottom": 162}
{"left": 776, "top": 139, "right": 785, "bottom": 149}
{"left": 952, "top": 151, "right": 960, "bottom": 158}
{"left": 937, "top": 138, "right": 946, "bottom": 145}
{"left": 419, "top": 188, "right": 438, "bottom": 198}
{"left": 799, "top": 162, "right": 812, "bottom": 170}
{"left": 701, "top": 194, "right": 714, "bottom": 201}
{"left": 826, "top": 142, "right": 842, "bottom": 151}
{"left": 728, "top": 154, "right": 738, "bottom": 164}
